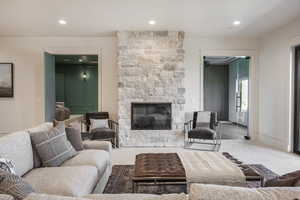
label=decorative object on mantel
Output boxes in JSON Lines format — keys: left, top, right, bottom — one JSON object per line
{"left": 0, "top": 63, "right": 14, "bottom": 98}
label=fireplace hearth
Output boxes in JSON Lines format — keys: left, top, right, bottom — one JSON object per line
{"left": 131, "top": 103, "right": 172, "bottom": 130}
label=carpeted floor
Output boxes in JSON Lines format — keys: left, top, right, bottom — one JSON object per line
{"left": 103, "top": 165, "right": 278, "bottom": 194}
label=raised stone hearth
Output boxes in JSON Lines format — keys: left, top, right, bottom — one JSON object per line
{"left": 117, "top": 31, "right": 185, "bottom": 147}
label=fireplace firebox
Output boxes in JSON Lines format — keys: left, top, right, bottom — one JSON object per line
{"left": 131, "top": 103, "right": 172, "bottom": 130}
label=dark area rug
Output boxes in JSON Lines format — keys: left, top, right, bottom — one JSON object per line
{"left": 103, "top": 165, "right": 278, "bottom": 194}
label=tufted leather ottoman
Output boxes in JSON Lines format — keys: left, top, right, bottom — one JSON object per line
{"left": 132, "top": 153, "right": 186, "bottom": 193}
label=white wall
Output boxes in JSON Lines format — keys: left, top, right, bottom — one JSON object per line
{"left": 0, "top": 37, "right": 117, "bottom": 133}
{"left": 259, "top": 17, "right": 300, "bottom": 151}
{"left": 0, "top": 35, "right": 260, "bottom": 137}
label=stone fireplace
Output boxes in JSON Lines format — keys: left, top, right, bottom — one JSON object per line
{"left": 117, "top": 31, "right": 186, "bottom": 147}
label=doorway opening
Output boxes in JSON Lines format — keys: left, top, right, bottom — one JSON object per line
{"left": 203, "top": 56, "right": 250, "bottom": 140}
{"left": 294, "top": 45, "right": 300, "bottom": 154}
{"left": 45, "top": 53, "right": 98, "bottom": 122}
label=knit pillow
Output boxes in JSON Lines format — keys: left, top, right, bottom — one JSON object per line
{"left": 0, "top": 158, "right": 16, "bottom": 175}
{"left": 0, "top": 170, "right": 35, "bottom": 200}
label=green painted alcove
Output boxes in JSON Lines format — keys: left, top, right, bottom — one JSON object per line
{"left": 55, "top": 55, "right": 98, "bottom": 114}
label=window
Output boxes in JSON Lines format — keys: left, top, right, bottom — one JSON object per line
{"left": 241, "top": 79, "right": 248, "bottom": 112}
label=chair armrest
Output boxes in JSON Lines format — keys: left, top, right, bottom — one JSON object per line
{"left": 108, "top": 120, "right": 118, "bottom": 129}
{"left": 184, "top": 120, "right": 193, "bottom": 126}
{"left": 82, "top": 140, "right": 112, "bottom": 155}
{"left": 184, "top": 120, "right": 193, "bottom": 133}
{"left": 108, "top": 120, "right": 119, "bottom": 148}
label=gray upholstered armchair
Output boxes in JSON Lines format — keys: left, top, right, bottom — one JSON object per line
{"left": 85, "top": 112, "right": 119, "bottom": 148}
{"left": 184, "top": 111, "right": 220, "bottom": 151}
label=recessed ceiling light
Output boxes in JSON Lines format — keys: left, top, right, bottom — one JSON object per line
{"left": 233, "top": 20, "right": 241, "bottom": 26}
{"left": 58, "top": 19, "right": 67, "bottom": 25}
{"left": 148, "top": 20, "right": 156, "bottom": 25}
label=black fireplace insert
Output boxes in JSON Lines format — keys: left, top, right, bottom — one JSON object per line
{"left": 131, "top": 103, "right": 172, "bottom": 130}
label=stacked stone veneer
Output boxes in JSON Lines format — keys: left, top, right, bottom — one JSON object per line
{"left": 117, "top": 31, "right": 186, "bottom": 147}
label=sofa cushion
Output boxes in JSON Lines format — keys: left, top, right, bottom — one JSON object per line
{"left": 0, "top": 170, "right": 35, "bottom": 200}
{"left": 62, "top": 150, "right": 109, "bottom": 177}
{"left": 27, "top": 123, "right": 54, "bottom": 168}
{"left": 0, "top": 131, "right": 33, "bottom": 176}
{"left": 188, "top": 128, "right": 216, "bottom": 140}
{"left": 30, "top": 124, "right": 78, "bottom": 167}
{"left": 23, "top": 166, "right": 98, "bottom": 197}
{"left": 91, "top": 128, "right": 115, "bottom": 140}
{"left": 85, "top": 193, "right": 187, "bottom": 200}
{"left": 189, "top": 184, "right": 300, "bottom": 200}
{"left": 24, "top": 193, "right": 187, "bottom": 200}
{"left": 82, "top": 141, "right": 112, "bottom": 158}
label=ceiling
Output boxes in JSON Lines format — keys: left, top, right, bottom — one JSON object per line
{"left": 55, "top": 55, "right": 98, "bottom": 65}
{"left": 0, "top": 0, "right": 300, "bottom": 37}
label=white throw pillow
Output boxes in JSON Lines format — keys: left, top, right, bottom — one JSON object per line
{"left": 90, "top": 119, "right": 109, "bottom": 132}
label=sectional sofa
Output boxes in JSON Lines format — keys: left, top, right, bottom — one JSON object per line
{"left": 0, "top": 122, "right": 112, "bottom": 197}
{"left": 2, "top": 184, "right": 300, "bottom": 200}
{"left": 1, "top": 123, "right": 300, "bottom": 200}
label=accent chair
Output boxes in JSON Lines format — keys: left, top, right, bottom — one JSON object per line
{"left": 85, "top": 112, "right": 119, "bottom": 148}
{"left": 184, "top": 111, "right": 220, "bottom": 151}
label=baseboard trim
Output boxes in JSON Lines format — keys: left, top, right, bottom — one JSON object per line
{"left": 258, "top": 134, "right": 289, "bottom": 152}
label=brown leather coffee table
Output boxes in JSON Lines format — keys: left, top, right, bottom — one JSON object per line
{"left": 132, "top": 153, "right": 187, "bottom": 193}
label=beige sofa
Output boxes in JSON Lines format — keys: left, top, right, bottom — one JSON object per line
{"left": 1, "top": 123, "right": 300, "bottom": 200}
{"left": 12, "top": 184, "right": 300, "bottom": 200}
{"left": 0, "top": 123, "right": 112, "bottom": 197}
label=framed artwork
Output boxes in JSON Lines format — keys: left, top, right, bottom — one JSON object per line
{"left": 0, "top": 63, "right": 14, "bottom": 97}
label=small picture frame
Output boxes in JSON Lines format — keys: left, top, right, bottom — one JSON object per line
{"left": 0, "top": 63, "right": 14, "bottom": 98}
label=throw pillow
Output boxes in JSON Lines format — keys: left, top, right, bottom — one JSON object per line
{"left": 90, "top": 119, "right": 109, "bottom": 131}
{"left": 265, "top": 170, "right": 300, "bottom": 187}
{"left": 30, "top": 123, "right": 78, "bottom": 167}
{"left": 264, "top": 177, "right": 298, "bottom": 187}
{"left": 0, "top": 158, "right": 16, "bottom": 175}
{"left": 0, "top": 170, "right": 35, "bottom": 200}
{"left": 65, "top": 127, "right": 84, "bottom": 151}
{"left": 0, "top": 194, "right": 14, "bottom": 200}
{"left": 27, "top": 122, "right": 54, "bottom": 168}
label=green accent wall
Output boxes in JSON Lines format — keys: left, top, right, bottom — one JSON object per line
{"left": 55, "top": 64, "right": 98, "bottom": 114}
{"left": 44, "top": 52, "right": 56, "bottom": 122}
